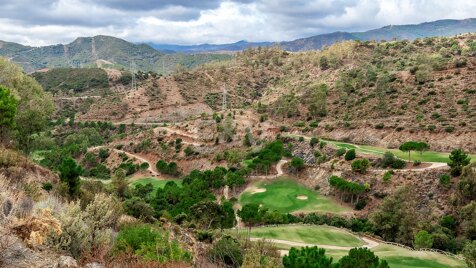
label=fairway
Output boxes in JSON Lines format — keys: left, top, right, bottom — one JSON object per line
{"left": 287, "top": 134, "right": 476, "bottom": 163}
{"left": 235, "top": 225, "right": 364, "bottom": 247}
{"left": 130, "top": 177, "right": 182, "bottom": 192}
{"left": 239, "top": 178, "right": 349, "bottom": 214}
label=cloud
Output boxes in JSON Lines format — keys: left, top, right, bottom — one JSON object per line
{"left": 0, "top": 0, "right": 475, "bottom": 46}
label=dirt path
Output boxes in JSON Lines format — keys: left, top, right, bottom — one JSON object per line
{"left": 91, "top": 146, "right": 159, "bottom": 176}
{"left": 250, "top": 159, "right": 288, "bottom": 179}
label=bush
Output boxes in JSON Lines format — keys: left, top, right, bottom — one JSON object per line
{"left": 391, "top": 159, "right": 406, "bottom": 169}
{"left": 351, "top": 159, "right": 370, "bottom": 173}
{"left": 344, "top": 149, "right": 356, "bottom": 161}
{"left": 336, "top": 148, "right": 346, "bottom": 157}
{"left": 42, "top": 182, "right": 53, "bottom": 191}
{"left": 310, "top": 137, "right": 319, "bottom": 147}
{"left": 413, "top": 160, "right": 422, "bottom": 166}
{"left": 439, "top": 174, "right": 451, "bottom": 186}
{"left": 114, "top": 224, "right": 191, "bottom": 263}
{"left": 208, "top": 236, "right": 243, "bottom": 268}
{"left": 382, "top": 171, "right": 392, "bottom": 182}
{"left": 355, "top": 199, "right": 367, "bottom": 210}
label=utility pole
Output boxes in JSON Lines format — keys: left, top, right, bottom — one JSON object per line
{"left": 131, "top": 62, "right": 137, "bottom": 91}
{"left": 222, "top": 83, "right": 227, "bottom": 110}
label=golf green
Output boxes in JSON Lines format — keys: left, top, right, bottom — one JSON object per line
{"left": 239, "top": 178, "right": 349, "bottom": 214}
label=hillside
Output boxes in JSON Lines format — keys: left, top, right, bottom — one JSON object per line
{"left": 1, "top": 35, "right": 231, "bottom": 73}
{"left": 150, "top": 18, "right": 476, "bottom": 53}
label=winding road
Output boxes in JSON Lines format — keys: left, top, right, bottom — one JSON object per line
{"left": 250, "top": 236, "right": 379, "bottom": 251}
{"left": 250, "top": 159, "right": 289, "bottom": 179}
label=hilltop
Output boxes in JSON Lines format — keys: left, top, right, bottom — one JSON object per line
{"left": 0, "top": 35, "right": 231, "bottom": 73}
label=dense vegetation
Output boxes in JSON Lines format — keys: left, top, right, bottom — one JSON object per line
{"left": 32, "top": 68, "right": 109, "bottom": 94}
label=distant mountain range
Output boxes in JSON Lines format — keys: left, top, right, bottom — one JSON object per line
{"left": 0, "top": 18, "right": 475, "bottom": 72}
{"left": 151, "top": 18, "right": 476, "bottom": 52}
{"left": 0, "top": 36, "right": 231, "bottom": 73}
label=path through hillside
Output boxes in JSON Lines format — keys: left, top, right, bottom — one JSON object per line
{"left": 249, "top": 159, "right": 288, "bottom": 179}
{"left": 251, "top": 236, "right": 379, "bottom": 251}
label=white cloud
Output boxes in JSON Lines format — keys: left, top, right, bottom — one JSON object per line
{"left": 0, "top": 0, "right": 475, "bottom": 46}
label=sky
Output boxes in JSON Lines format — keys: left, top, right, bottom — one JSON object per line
{"left": 1, "top": 0, "right": 476, "bottom": 46}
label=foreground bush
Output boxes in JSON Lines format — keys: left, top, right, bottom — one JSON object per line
{"left": 114, "top": 224, "right": 191, "bottom": 263}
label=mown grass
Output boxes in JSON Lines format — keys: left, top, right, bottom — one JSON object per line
{"left": 130, "top": 178, "right": 182, "bottom": 193}
{"left": 287, "top": 134, "right": 476, "bottom": 163}
{"left": 239, "top": 178, "right": 349, "bottom": 214}
{"left": 234, "top": 225, "right": 364, "bottom": 247}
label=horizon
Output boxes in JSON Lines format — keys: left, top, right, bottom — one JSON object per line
{"left": 3, "top": 17, "right": 475, "bottom": 48}
{"left": 2, "top": 0, "right": 476, "bottom": 46}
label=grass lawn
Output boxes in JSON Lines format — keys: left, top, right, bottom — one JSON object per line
{"left": 270, "top": 234, "right": 465, "bottom": 268}
{"left": 130, "top": 177, "right": 182, "bottom": 192}
{"left": 239, "top": 178, "right": 349, "bottom": 214}
{"left": 287, "top": 134, "right": 476, "bottom": 163}
{"left": 234, "top": 225, "right": 364, "bottom": 247}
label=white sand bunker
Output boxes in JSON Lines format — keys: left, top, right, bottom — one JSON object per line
{"left": 296, "top": 195, "right": 308, "bottom": 200}
{"left": 248, "top": 186, "right": 267, "bottom": 194}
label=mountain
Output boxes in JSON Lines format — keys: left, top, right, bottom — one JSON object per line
{"left": 0, "top": 35, "right": 231, "bottom": 73}
{"left": 150, "top": 40, "right": 272, "bottom": 53}
{"left": 150, "top": 18, "right": 476, "bottom": 53}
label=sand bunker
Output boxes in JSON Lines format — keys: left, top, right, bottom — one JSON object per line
{"left": 248, "top": 186, "right": 267, "bottom": 194}
{"left": 296, "top": 195, "right": 308, "bottom": 200}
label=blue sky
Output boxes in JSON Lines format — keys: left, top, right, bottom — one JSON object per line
{"left": 1, "top": 0, "right": 476, "bottom": 46}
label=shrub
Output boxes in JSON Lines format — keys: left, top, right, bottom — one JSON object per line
{"left": 391, "top": 159, "right": 406, "bottom": 169}
{"left": 413, "top": 160, "right": 422, "bottom": 166}
{"left": 42, "top": 182, "right": 53, "bottom": 192}
{"left": 298, "top": 136, "right": 304, "bottom": 142}
{"left": 344, "top": 149, "right": 356, "bottom": 161}
{"left": 114, "top": 224, "right": 191, "bottom": 263}
{"left": 351, "top": 159, "right": 370, "bottom": 173}
{"left": 294, "top": 121, "right": 305, "bottom": 127}
{"left": 439, "top": 174, "right": 451, "bottom": 186}
{"left": 336, "top": 148, "right": 346, "bottom": 157}
{"left": 382, "top": 171, "right": 392, "bottom": 182}
{"left": 319, "top": 141, "right": 327, "bottom": 149}
{"left": 355, "top": 199, "right": 367, "bottom": 210}
{"left": 414, "top": 230, "right": 433, "bottom": 249}
{"left": 208, "top": 236, "right": 243, "bottom": 268}
{"left": 310, "top": 137, "right": 319, "bottom": 147}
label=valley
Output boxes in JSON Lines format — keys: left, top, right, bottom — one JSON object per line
{"left": 1, "top": 23, "right": 476, "bottom": 268}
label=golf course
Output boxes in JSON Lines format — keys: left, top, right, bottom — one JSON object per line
{"left": 233, "top": 225, "right": 466, "bottom": 268}
{"left": 239, "top": 178, "right": 349, "bottom": 214}
{"left": 286, "top": 134, "right": 476, "bottom": 163}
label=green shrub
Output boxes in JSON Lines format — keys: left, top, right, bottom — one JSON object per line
{"left": 42, "top": 182, "right": 53, "bottom": 191}
{"left": 391, "top": 159, "right": 406, "bottom": 169}
{"left": 355, "top": 199, "right": 367, "bottom": 210}
{"left": 439, "top": 174, "right": 451, "bottom": 186}
{"left": 294, "top": 121, "right": 306, "bottom": 127}
{"left": 351, "top": 159, "right": 370, "bottom": 173}
{"left": 208, "top": 236, "right": 243, "bottom": 268}
{"left": 310, "top": 137, "right": 319, "bottom": 147}
{"left": 114, "top": 224, "right": 191, "bottom": 263}
{"left": 383, "top": 171, "right": 392, "bottom": 182}
{"left": 344, "top": 149, "right": 356, "bottom": 161}
{"left": 336, "top": 148, "right": 346, "bottom": 157}
{"left": 319, "top": 141, "right": 327, "bottom": 149}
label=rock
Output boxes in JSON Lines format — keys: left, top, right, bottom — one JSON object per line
{"left": 85, "top": 262, "right": 104, "bottom": 268}
{"left": 58, "top": 255, "right": 78, "bottom": 268}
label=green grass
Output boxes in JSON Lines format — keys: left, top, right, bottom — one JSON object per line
{"left": 130, "top": 178, "right": 182, "bottom": 192}
{"left": 234, "top": 225, "right": 364, "bottom": 247}
{"left": 239, "top": 178, "right": 349, "bottom": 214}
{"left": 287, "top": 134, "right": 476, "bottom": 163}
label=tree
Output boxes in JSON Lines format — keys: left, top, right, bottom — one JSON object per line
{"left": 399, "top": 141, "right": 419, "bottom": 161}
{"left": 338, "top": 248, "right": 389, "bottom": 268}
{"left": 283, "top": 246, "right": 333, "bottom": 268}
{"left": 238, "top": 203, "right": 263, "bottom": 226}
{"left": 222, "top": 115, "right": 235, "bottom": 142}
{"left": 0, "top": 85, "right": 17, "bottom": 143}
{"left": 351, "top": 159, "right": 370, "bottom": 173}
{"left": 290, "top": 157, "right": 305, "bottom": 172}
{"left": 463, "top": 240, "right": 476, "bottom": 268}
{"left": 310, "top": 137, "right": 319, "bottom": 147}
{"left": 0, "top": 58, "right": 54, "bottom": 152}
{"left": 448, "top": 149, "right": 471, "bottom": 176}
{"left": 413, "top": 230, "right": 433, "bottom": 249}
{"left": 415, "top": 142, "right": 430, "bottom": 155}
{"left": 58, "top": 158, "right": 83, "bottom": 197}
{"left": 344, "top": 149, "right": 356, "bottom": 161}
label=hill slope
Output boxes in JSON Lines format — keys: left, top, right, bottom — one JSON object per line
{"left": 1, "top": 35, "right": 231, "bottom": 73}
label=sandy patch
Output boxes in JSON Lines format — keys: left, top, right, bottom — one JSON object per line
{"left": 247, "top": 185, "right": 267, "bottom": 194}
{"left": 296, "top": 195, "right": 308, "bottom": 200}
